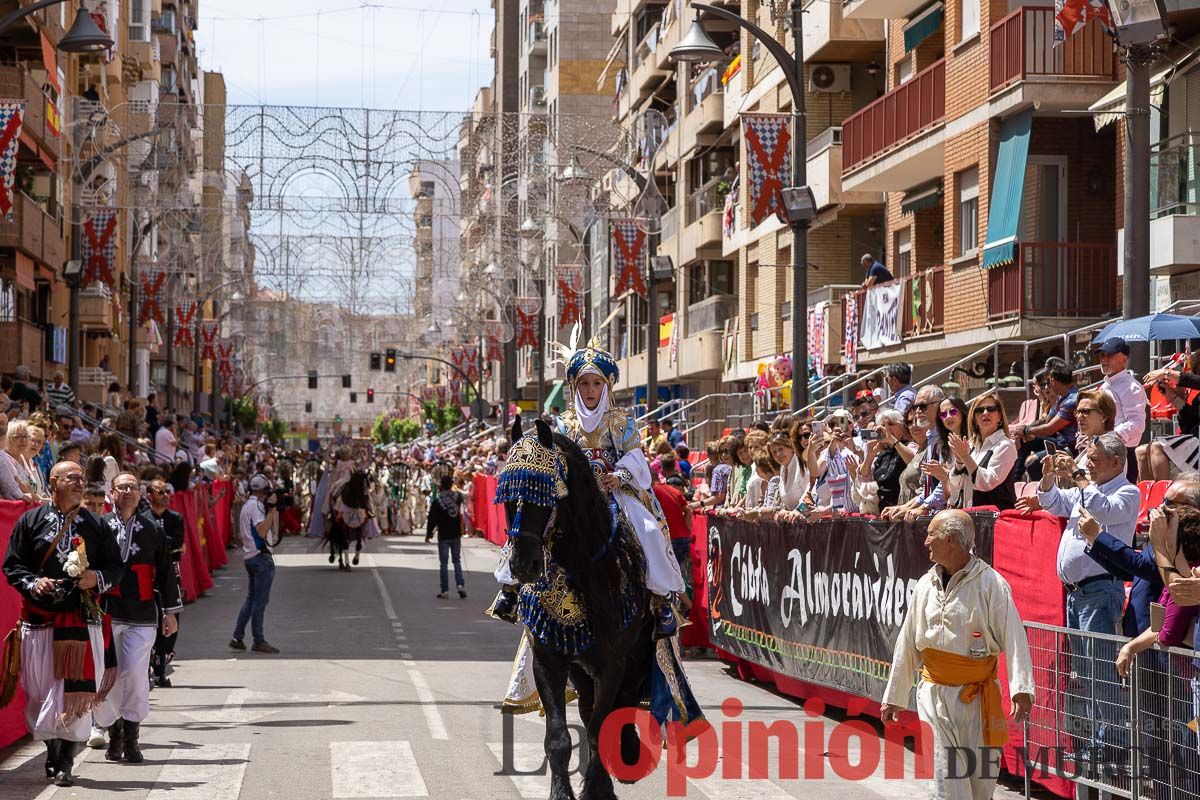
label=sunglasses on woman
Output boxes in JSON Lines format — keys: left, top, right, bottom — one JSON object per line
{"left": 938, "top": 408, "right": 959, "bottom": 420}
{"left": 974, "top": 404, "right": 1000, "bottom": 415}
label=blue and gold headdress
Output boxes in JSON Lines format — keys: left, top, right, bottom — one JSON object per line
{"left": 494, "top": 433, "right": 568, "bottom": 509}
{"left": 553, "top": 322, "right": 619, "bottom": 386}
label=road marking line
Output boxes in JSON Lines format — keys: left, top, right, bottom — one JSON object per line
{"left": 330, "top": 741, "right": 428, "bottom": 798}
{"left": 488, "top": 742, "right": 562, "bottom": 799}
{"left": 146, "top": 743, "right": 251, "bottom": 800}
{"left": 408, "top": 670, "right": 448, "bottom": 741}
{"left": 366, "top": 554, "right": 398, "bottom": 622}
{"left": 366, "top": 554, "right": 447, "bottom": 741}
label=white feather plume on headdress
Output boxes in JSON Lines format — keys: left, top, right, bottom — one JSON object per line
{"left": 550, "top": 321, "right": 583, "bottom": 368}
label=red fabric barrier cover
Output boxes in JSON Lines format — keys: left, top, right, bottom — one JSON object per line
{"left": 195, "top": 484, "right": 228, "bottom": 571}
{"left": 680, "top": 512, "right": 710, "bottom": 649}
{"left": 0, "top": 500, "right": 31, "bottom": 748}
{"left": 992, "top": 509, "right": 1072, "bottom": 798}
{"left": 211, "top": 480, "right": 233, "bottom": 547}
{"left": 473, "top": 474, "right": 506, "bottom": 546}
{"left": 171, "top": 491, "right": 213, "bottom": 602}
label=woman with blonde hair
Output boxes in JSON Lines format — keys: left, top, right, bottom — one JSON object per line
{"left": 0, "top": 419, "right": 35, "bottom": 501}
{"left": 947, "top": 391, "right": 1018, "bottom": 510}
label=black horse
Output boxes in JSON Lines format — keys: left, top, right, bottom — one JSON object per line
{"left": 503, "top": 418, "right": 654, "bottom": 800}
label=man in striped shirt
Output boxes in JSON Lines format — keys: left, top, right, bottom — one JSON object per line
{"left": 45, "top": 371, "right": 76, "bottom": 413}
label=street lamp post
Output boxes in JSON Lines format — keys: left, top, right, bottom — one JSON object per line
{"left": 671, "top": 2, "right": 813, "bottom": 410}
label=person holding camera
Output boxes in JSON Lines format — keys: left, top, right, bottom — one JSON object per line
{"left": 229, "top": 474, "right": 280, "bottom": 654}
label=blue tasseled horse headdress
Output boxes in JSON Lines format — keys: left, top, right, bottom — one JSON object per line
{"left": 495, "top": 430, "right": 568, "bottom": 540}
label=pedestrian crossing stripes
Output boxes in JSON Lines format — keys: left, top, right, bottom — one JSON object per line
{"left": 146, "top": 743, "right": 251, "bottom": 800}
{"left": 331, "top": 741, "right": 428, "bottom": 797}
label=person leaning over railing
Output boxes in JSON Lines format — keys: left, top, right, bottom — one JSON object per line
{"left": 1115, "top": 493, "right": 1200, "bottom": 676}
{"left": 856, "top": 409, "right": 914, "bottom": 515}
{"left": 692, "top": 435, "right": 735, "bottom": 510}
{"left": 809, "top": 409, "right": 860, "bottom": 517}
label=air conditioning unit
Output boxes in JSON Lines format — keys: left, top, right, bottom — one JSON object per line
{"left": 808, "top": 64, "right": 851, "bottom": 93}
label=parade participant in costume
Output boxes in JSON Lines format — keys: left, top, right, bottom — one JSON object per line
{"left": 94, "top": 473, "right": 181, "bottom": 764}
{"left": 882, "top": 510, "right": 1033, "bottom": 800}
{"left": 2, "top": 461, "right": 125, "bottom": 787}
{"left": 490, "top": 328, "right": 686, "bottom": 639}
{"left": 147, "top": 479, "right": 185, "bottom": 687}
{"left": 326, "top": 469, "right": 378, "bottom": 570}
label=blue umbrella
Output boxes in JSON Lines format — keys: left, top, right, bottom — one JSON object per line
{"left": 1091, "top": 313, "right": 1200, "bottom": 344}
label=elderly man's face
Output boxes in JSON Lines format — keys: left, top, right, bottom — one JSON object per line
{"left": 49, "top": 463, "right": 84, "bottom": 508}
{"left": 923, "top": 517, "right": 967, "bottom": 568}
{"left": 1086, "top": 442, "right": 1124, "bottom": 484}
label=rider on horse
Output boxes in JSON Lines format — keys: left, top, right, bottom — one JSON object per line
{"left": 489, "top": 330, "right": 686, "bottom": 640}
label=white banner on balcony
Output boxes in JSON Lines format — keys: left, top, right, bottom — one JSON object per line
{"left": 860, "top": 283, "right": 903, "bottom": 350}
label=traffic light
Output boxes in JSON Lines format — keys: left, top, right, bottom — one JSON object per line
{"left": 385, "top": 349, "right": 396, "bottom": 372}
{"left": 367, "top": 388, "right": 375, "bottom": 403}
{"left": 349, "top": 391, "right": 357, "bottom": 403}
{"left": 308, "top": 370, "right": 318, "bottom": 389}
{"left": 305, "top": 401, "right": 312, "bottom": 413}
{"left": 370, "top": 352, "right": 382, "bottom": 371}
{"left": 342, "top": 374, "right": 352, "bottom": 389}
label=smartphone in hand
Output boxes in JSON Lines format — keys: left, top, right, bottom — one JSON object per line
{"left": 1045, "top": 441, "right": 1058, "bottom": 456}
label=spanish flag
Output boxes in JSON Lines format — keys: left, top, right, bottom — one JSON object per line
{"left": 659, "top": 313, "right": 674, "bottom": 348}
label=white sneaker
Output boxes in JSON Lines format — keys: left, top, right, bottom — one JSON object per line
{"left": 88, "top": 725, "right": 106, "bottom": 749}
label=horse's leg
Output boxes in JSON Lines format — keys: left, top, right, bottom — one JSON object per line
{"left": 579, "top": 662, "right": 624, "bottom": 800}
{"left": 532, "top": 650, "right": 577, "bottom": 800}
{"left": 570, "top": 665, "right": 594, "bottom": 728}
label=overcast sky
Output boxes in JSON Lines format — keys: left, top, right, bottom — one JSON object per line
{"left": 195, "top": 1, "right": 494, "bottom": 111}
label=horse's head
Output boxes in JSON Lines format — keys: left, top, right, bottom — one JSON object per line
{"left": 497, "top": 416, "right": 568, "bottom": 584}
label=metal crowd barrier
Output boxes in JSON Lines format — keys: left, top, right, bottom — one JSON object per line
{"left": 1022, "top": 621, "right": 1199, "bottom": 800}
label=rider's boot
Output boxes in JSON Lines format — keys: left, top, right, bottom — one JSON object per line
{"left": 486, "top": 586, "right": 520, "bottom": 624}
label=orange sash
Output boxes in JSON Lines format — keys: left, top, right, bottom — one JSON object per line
{"left": 920, "top": 648, "right": 1009, "bottom": 747}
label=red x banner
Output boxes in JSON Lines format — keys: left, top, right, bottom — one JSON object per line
{"left": 138, "top": 272, "right": 166, "bottom": 327}
{"left": 742, "top": 113, "right": 791, "bottom": 226}
{"left": 174, "top": 301, "right": 197, "bottom": 347}
{"left": 611, "top": 219, "right": 647, "bottom": 297}
{"left": 200, "top": 322, "right": 219, "bottom": 361}
{"left": 82, "top": 209, "right": 119, "bottom": 288}
{"left": 516, "top": 307, "right": 538, "bottom": 349}
{"left": 557, "top": 277, "right": 580, "bottom": 327}
{"left": 216, "top": 341, "right": 234, "bottom": 380}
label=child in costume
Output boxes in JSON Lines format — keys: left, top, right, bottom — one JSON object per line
{"left": 489, "top": 330, "right": 686, "bottom": 639}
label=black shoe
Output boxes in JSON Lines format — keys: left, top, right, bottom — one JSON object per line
{"left": 122, "top": 719, "right": 144, "bottom": 764}
{"left": 352, "top": 552, "right": 360, "bottom": 566}
{"left": 156, "top": 675, "right": 173, "bottom": 688}
{"left": 328, "top": 552, "right": 335, "bottom": 563}
{"left": 486, "top": 588, "right": 519, "bottom": 623}
{"left": 53, "top": 740, "right": 77, "bottom": 786}
{"left": 43, "top": 739, "right": 60, "bottom": 780}
{"left": 229, "top": 638, "right": 246, "bottom": 651}
{"left": 436, "top": 592, "right": 449, "bottom": 599}
{"left": 251, "top": 641, "right": 280, "bottom": 654}
{"left": 458, "top": 587, "right": 467, "bottom": 599}
{"left": 653, "top": 603, "right": 678, "bottom": 641}
{"left": 105, "top": 721, "right": 125, "bottom": 762}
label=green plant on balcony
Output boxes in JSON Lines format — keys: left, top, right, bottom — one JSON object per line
{"left": 716, "top": 179, "right": 733, "bottom": 199}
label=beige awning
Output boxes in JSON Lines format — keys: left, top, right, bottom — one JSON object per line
{"left": 597, "top": 36, "right": 627, "bottom": 91}
{"left": 1089, "top": 66, "right": 1172, "bottom": 130}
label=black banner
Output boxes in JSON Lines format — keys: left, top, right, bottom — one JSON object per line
{"left": 706, "top": 514, "right": 995, "bottom": 701}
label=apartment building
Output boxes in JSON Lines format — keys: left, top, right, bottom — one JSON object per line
{"left": 0, "top": 4, "right": 70, "bottom": 391}
{"left": 593, "top": 0, "right": 884, "bottom": 405}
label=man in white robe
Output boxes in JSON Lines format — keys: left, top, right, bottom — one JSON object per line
{"left": 882, "top": 509, "right": 1035, "bottom": 800}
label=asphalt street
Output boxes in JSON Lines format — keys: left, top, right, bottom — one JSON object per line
{"left": 0, "top": 534, "right": 1033, "bottom": 800}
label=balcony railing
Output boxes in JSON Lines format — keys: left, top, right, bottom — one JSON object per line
{"left": 1151, "top": 131, "right": 1200, "bottom": 220}
{"left": 842, "top": 266, "right": 945, "bottom": 351}
{"left": 660, "top": 204, "right": 679, "bottom": 242}
{"left": 843, "top": 58, "right": 945, "bottom": 172}
{"left": 0, "top": 319, "right": 45, "bottom": 375}
{"left": 989, "top": 6, "right": 1115, "bottom": 93}
{"left": 687, "top": 177, "right": 727, "bottom": 225}
{"left": 987, "top": 242, "right": 1117, "bottom": 319}
{"left": 686, "top": 293, "right": 737, "bottom": 337}
{"left": 0, "top": 66, "right": 60, "bottom": 161}
{"left": 0, "top": 193, "right": 65, "bottom": 267}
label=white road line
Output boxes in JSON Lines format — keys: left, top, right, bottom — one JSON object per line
{"left": 408, "top": 669, "right": 448, "bottom": 741}
{"left": 146, "top": 743, "right": 251, "bottom": 800}
{"left": 488, "top": 742, "right": 563, "bottom": 799}
{"left": 366, "top": 553, "right": 447, "bottom": 741}
{"left": 367, "top": 554, "right": 398, "bottom": 622}
{"left": 330, "top": 741, "right": 428, "bottom": 798}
